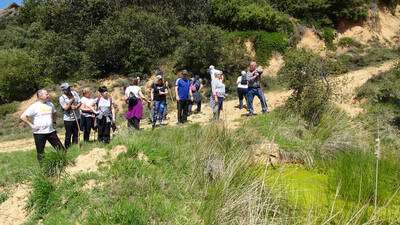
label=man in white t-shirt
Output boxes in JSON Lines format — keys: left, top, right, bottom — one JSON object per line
{"left": 20, "top": 89, "right": 64, "bottom": 162}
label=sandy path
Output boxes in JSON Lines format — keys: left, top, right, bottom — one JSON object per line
{"left": 0, "top": 184, "right": 31, "bottom": 225}
{"left": 333, "top": 60, "right": 398, "bottom": 116}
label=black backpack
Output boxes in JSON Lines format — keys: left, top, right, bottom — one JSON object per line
{"left": 240, "top": 73, "right": 248, "bottom": 85}
{"left": 127, "top": 92, "right": 137, "bottom": 107}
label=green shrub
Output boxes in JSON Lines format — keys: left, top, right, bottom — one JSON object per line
{"left": 211, "top": 0, "right": 293, "bottom": 33}
{"left": 279, "top": 48, "right": 338, "bottom": 125}
{"left": 0, "top": 49, "right": 40, "bottom": 103}
{"left": 174, "top": 24, "right": 224, "bottom": 75}
{"left": 34, "top": 31, "right": 83, "bottom": 82}
{"left": 337, "top": 37, "right": 364, "bottom": 48}
{"left": 85, "top": 8, "right": 178, "bottom": 76}
{"left": 0, "top": 102, "right": 18, "bottom": 117}
{"left": 321, "top": 27, "right": 336, "bottom": 50}
{"left": 224, "top": 31, "right": 289, "bottom": 64}
{"left": 254, "top": 32, "right": 289, "bottom": 63}
{"left": 327, "top": 151, "right": 400, "bottom": 204}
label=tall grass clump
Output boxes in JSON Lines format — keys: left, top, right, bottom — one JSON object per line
{"left": 40, "top": 149, "right": 70, "bottom": 177}
{"left": 27, "top": 174, "right": 56, "bottom": 217}
{"left": 327, "top": 150, "right": 400, "bottom": 205}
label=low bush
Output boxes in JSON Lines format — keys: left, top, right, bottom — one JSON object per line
{"left": 321, "top": 27, "right": 336, "bottom": 50}
{"left": 279, "top": 48, "right": 338, "bottom": 125}
{"left": 337, "top": 37, "right": 364, "bottom": 49}
{"left": 225, "top": 31, "right": 289, "bottom": 64}
{"left": 0, "top": 102, "right": 18, "bottom": 117}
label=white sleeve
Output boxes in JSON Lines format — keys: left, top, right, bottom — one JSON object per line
{"left": 237, "top": 76, "right": 241, "bottom": 84}
{"left": 22, "top": 104, "right": 36, "bottom": 117}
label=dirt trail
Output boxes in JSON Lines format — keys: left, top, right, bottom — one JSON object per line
{"left": 333, "top": 60, "right": 398, "bottom": 116}
{"left": 0, "top": 145, "right": 128, "bottom": 225}
{"left": 0, "top": 184, "right": 31, "bottom": 225}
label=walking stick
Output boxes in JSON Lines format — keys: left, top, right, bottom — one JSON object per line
{"left": 72, "top": 110, "right": 82, "bottom": 147}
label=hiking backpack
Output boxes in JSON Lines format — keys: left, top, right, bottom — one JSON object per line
{"left": 240, "top": 73, "right": 248, "bottom": 85}
{"left": 127, "top": 92, "right": 137, "bottom": 107}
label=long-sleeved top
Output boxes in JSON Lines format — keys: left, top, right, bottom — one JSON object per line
{"left": 211, "top": 79, "right": 226, "bottom": 98}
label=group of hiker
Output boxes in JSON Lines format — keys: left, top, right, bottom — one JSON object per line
{"left": 20, "top": 61, "right": 269, "bottom": 162}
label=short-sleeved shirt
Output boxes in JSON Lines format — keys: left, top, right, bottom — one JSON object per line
{"left": 80, "top": 97, "right": 95, "bottom": 117}
{"left": 175, "top": 78, "right": 191, "bottom": 100}
{"left": 59, "top": 91, "right": 81, "bottom": 121}
{"left": 125, "top": 85, "right": 141, "bottom": 99}
{"left": 22, "top": 101, "right": 56, "bottom": 134}
{"left": 153, "top": 84, "right": 167, "bottom": 101}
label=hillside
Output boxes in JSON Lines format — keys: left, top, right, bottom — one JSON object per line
{"left": 0, "top": 1, "right": 400, "bottom": 225}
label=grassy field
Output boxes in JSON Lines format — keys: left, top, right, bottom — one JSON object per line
{"left": 0, "top": 103, "right": 399, "bottom": 224}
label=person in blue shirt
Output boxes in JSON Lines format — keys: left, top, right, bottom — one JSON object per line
{"left": 175, "top": 70, "right": 193, "bottom": 124}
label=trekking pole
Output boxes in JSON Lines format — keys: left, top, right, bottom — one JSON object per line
{"left": 72, "top": 110, "right": 82, "bottom": 147}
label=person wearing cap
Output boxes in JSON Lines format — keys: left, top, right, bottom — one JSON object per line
{"left": 246, "top": 61, "right": 269, "bottom": 116}
{"left": 175, "top": 70, "right": 192, "bottom": 124}
{"left": 151, "top": 75, "right": 168, "bottom": 128}
{"left": 96, "top": 86, "right": 115, "bottom": 143}
{"left": 124, "top": 78, "right": 149, "bottom": 130}
{"left": 236, "top": 71, "right": 248, "bottom": 110}
{"left": 211, "top": 71, "right": 226, "bottom": 120}
{"left": 21, "top": 89, "right": 64, "bottom": 162}
{"left": 59, "top": 83, "right": 81, "bottom": 148}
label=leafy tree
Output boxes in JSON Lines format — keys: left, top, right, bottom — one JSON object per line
{"left": 0, "top": 49, "right": 40, "bottom": 103}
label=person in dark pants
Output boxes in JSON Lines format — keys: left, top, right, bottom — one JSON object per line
{"left": 95, "top": 86, "right": 115, "bottom": 143}
{"left": 80, "top": 88, "right": 97, "bottom": 142}
{"left": 236, "top": 71, "right": 248, "bottom": 110}
{"left": 246, "top": 61, "right": 269, "bottom": 116}
{"left": 175, "top": 70, "right": 192, "bottom": 124}
{"left": 21, "top": 89, "right": 65, "bottom": 162}
{"left": 59, "top": 83, "right": 81, "bottom": 148}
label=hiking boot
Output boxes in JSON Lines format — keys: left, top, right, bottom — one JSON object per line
{"left": 245, "top": 112, "right": 255, "bottom": 117}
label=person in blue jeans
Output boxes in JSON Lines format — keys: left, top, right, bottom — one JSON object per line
{"left": 151, "top": 76, "right": 168, "bottom": 129}
{"left": 246, "top": 61, "right": 269, "bottom": 116}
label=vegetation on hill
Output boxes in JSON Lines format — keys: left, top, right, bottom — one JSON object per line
{"left": 1, "top": 0, "right": 399, "bottom": 103}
